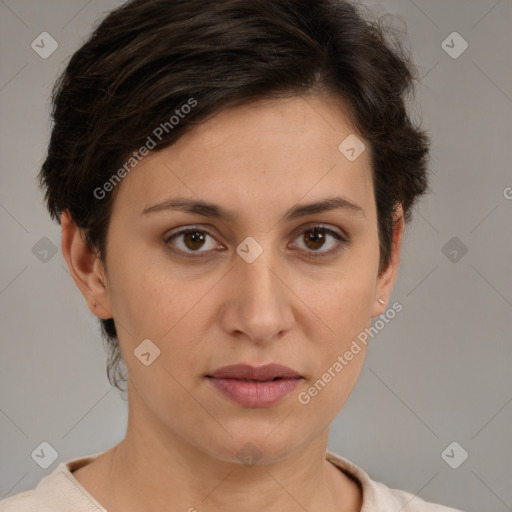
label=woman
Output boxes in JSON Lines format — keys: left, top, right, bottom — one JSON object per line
{"left": 1, "top": 0, "right": 466, "bottom": 510}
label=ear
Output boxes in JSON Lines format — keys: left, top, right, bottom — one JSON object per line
{"left": 371, "top": 203, "right": 405, "bottom": 318}
{"left": 61, "top": 210, "right": 113, "bottom": 320}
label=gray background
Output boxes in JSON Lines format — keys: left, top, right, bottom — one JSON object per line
{"left": 1, "top": 1, "right": 511, "bottom": 511}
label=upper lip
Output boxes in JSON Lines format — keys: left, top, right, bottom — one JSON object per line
{"left": 207, "top": 364, "right": 302, "bottom": 381}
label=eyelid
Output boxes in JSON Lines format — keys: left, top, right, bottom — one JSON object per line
{"left": 288, "top": 224, "right": 348, "bottom": 258}
{"left": 290, "top": 222, "right": 347, "bottom": 242}
{"left": 164, "top": 225, "right": 225, "bottom": 257}
{"left": 164, "top": 223, "right": 349, "bottom": 259}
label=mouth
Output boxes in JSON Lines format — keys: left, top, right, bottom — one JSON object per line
{"left": 206, "top": 363, "right": 303, "bottom": 381}
{"left": 223, "top": 377, "right": 288, "bottom": 382}
{"left": 206, "top": 363, "right": 303, "bottom": 408}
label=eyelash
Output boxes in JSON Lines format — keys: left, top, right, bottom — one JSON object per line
{"left": 164, "top": 225, "right": 349, "bottom": 260}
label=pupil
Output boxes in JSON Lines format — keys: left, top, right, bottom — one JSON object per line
{"left": 185, "top": 231, "right": 204, "bottom": 250}
{"left": 306, "top": 228, "right": 324, "bottom": 250}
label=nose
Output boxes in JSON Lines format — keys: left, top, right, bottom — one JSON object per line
{"left": 218, "top": 250, "right": 295, "bottom": 344}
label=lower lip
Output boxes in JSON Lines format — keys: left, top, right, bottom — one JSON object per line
{"left": 208, "top": 377, "right": 302, "bottom": 407}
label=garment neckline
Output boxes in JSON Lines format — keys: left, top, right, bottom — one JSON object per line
{"left": 50, "top": 450, "right": 376, "bottom": 511}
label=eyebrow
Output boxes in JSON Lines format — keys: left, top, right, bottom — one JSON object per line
{"left": 141, "top": 195, "right": 365, "bottom": 221}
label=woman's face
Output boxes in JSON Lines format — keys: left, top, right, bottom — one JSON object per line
{"left": 82, "top": 95, "right": 402, "bottom": 464}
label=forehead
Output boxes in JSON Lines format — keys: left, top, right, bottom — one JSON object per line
{"left": 174, "top": 95, "right": 361, "bottom": 158}
{"left": 111, "top": 95, "right": 375, "bottom": 223}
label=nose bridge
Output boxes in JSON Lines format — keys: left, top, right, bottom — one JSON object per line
{"left": 221, "top": 245, "right": 293, "bottom": 342}
{"left": 240, "top": 252, "right": 279, "bottom": 304}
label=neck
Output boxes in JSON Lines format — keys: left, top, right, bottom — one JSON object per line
{"left": 106, "top": 429, "right": 360, "bottom": 512}
{"left": 94, "top": 381, "right": 362, "bottom": 512}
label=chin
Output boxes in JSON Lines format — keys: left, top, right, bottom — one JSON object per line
{"left": 195, "top": 422, "right": 313, "bottom": 467}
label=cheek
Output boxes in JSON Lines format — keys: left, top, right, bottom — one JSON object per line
{"left": 297, "top": 352, "right": 365, "bottom": 433}
{"left": 104, "top": 243, "right": 190, "bottom": 337}
{"left": 298, "top": 285, "right": 370, "bottom": 420}
{"left": 311, "top": 260, "right": 378, "bottom": 343}
{"left": 300, "top": 257, "right": 376, "bottom": 410}
{"left": 108, "top": 261, "right": 220, "bottom": 387}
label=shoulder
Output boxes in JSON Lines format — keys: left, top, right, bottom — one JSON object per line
{"left": 325, "top": 451, "right": 466, "bottom": 512}
{"left": 1, "top": 489, "right": 39, "bottom": 512}
{"left": 0, "top": 456, "right": 106, "bottom": 512}
{"left": 0, "top": 475, "right": 64, "bottom": 512}
{"left": 370, "top": 479, "right": 464, "bottom": 511}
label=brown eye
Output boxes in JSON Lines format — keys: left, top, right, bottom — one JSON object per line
{"left": 182, "top": 231, "right": 207, "bottom": 250}
{"left": 303, "top": 227, "right": 328, "bottom": 250}
{"left": 291, "top": 226, "right": 347, "bottom": 258}
{"left": 165, "top": 228, "right": 221, "bottom": 256}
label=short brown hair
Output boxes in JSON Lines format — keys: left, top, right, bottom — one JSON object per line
{"left": 39, "top": 0, "right": 431, "bottom": 392}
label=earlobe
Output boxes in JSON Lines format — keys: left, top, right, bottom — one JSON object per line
{"left": 61, "top": 210, "right": 113, "bottom": 319}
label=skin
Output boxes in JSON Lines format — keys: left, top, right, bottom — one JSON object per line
{"left": 62, "top": 94, "right": 404, "bottom": 512}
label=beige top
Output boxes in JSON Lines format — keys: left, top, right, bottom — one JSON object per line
{"left": 0, "top": 451, "right": 465, "bottom": 511}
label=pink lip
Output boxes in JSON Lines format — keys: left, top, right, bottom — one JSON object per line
{"left": 206, "top": 364, "right": 303, "bottom": 408}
